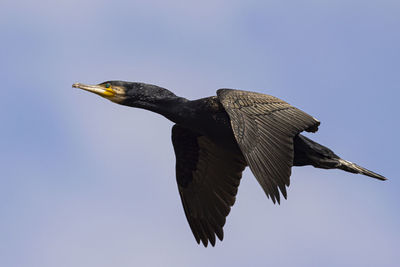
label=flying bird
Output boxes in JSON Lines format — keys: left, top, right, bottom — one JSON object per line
{"left": 73, "top": 81, "right": 386, "bottom": 247}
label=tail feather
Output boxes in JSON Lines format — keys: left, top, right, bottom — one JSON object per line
{"left": 337, "top": 159, "right": 387, "bottom": 181}
{"left": 294, "top": 134, "right": 386, "bottom": 181}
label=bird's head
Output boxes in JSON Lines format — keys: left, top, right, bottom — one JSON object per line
{"left": 72, "top": 81, "right": 131, "bottom": 104}
{"left": 73, "top": 80, "right": 178, "bottom": 107}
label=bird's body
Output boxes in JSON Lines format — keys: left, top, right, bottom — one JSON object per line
{"left": 173, "top": 96, "right": 241, "bottom": 152}
{"left": 73, "top": 81, "right": 386, "bottom": 247}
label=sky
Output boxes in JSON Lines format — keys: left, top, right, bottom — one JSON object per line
{"left": 1, "top": 0, "right": 399, "bottom": 266}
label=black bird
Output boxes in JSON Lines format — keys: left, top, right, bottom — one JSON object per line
{"left": 73, "top": 81, "right": 386, "bottom": 247}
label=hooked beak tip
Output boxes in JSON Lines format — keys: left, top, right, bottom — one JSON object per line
{"left": 72, "top": 83, "right": 80, "bottom": 88}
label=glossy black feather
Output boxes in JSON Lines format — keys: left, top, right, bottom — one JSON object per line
{"left": 172, "top": 125, "right": 246, "bottom": 246}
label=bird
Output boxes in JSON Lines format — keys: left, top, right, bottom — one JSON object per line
{"left": 73, "top": 80, "right": 386, "bottom": 247}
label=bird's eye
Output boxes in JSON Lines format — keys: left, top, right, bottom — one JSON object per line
{"left": 105, "top": 83, "right": 111, "bottom": 88}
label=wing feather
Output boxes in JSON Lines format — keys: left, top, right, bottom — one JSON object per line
{"left": 172, "top": 124, "right": 246, "bottom": 246}
{"left": 217, "top": 89, "right": 320, "bottom": 203}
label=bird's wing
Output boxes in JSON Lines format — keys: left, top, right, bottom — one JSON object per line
{"left": 171, "top": 124, "right": 246, "bottom": 247}
{"left": 217, "top": 89, "right": 320, "bottom": 204}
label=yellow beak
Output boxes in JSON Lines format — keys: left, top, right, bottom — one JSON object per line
{"left": 72, "top": 83, "right": 115, "bottom": 97}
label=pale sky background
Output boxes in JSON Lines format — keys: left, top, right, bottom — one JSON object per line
{"left": 1, "top": 0, "right": 399, "bottom": 266}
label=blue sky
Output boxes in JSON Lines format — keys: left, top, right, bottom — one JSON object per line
{"left": 1, "top": 1, "right": 399, "bottom": 266}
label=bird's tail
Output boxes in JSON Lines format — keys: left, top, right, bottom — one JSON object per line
{"left": 335, "top": 158, "right": 386, "bottom": 180}
{"left": 293, "top": 134, "right": 386, "bottom": 181}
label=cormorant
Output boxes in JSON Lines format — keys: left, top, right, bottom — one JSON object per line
{"left": 73, "top": 80, "right": 386, "bottom": 247}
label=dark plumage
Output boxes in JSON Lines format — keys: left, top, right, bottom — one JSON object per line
{"left": 73, "top": 80, "right": 386, "bottom": 247}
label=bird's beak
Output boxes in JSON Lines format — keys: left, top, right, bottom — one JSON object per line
{"left": 72, "top": 83, "right": 115, "bottom": 97}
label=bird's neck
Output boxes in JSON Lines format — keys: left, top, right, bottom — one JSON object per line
{"left": 123, "top": 87, "right": 193, "bottom": 124}
{"left": 140, "top": 96, "right": 192, "bottom": 123}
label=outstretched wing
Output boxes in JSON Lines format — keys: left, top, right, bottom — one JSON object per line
{"left": 217, "top": 89, "right": 320, "bottom": 204}
{"left": 171, "top": 124, "right": 246, "bottom": 247}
